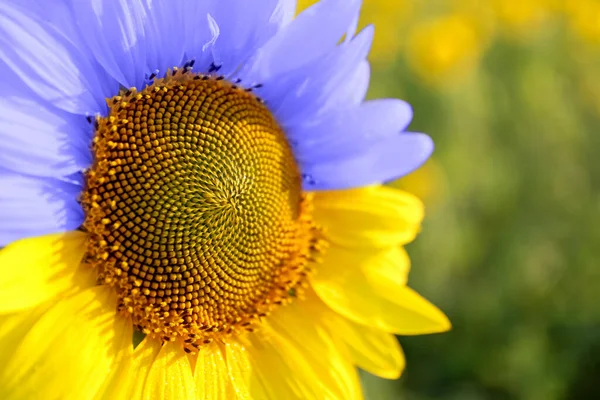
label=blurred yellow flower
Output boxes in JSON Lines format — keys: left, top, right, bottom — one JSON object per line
{"left": 357, "top": 1, "right": 414, "bottom": 61}
{"left": 406, "top": 13, "right": 484, "bottom": 84}
{"left": 564, "top": 0, "right": 600, "bottom": 44}
{"left": 490, "top": 0, "right": 556, "bottom": 34}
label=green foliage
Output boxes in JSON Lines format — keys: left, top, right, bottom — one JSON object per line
{"left": 365, "top": 18, "right": 600, "bottom": 400}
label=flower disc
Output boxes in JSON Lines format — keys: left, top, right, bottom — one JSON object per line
{"left": 82, "top": 70, "right": 322, "bottom": 349}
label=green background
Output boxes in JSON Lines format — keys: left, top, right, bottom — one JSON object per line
{"left": 363, "top": 4, "right": 600, "bottom": 400}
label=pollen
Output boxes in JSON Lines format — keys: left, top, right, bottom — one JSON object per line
{"left": 81, "top": 69, "right": 324, "bottom": 351}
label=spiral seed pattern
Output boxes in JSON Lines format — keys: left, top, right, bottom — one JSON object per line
{"left": 81, "top": 70, "right": 323, "bottom": 349}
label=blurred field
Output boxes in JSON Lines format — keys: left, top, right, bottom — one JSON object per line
{"left": 300, "top": 0, "right": 600, "bottom": 399}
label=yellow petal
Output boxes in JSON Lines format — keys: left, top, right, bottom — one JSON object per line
{"left": 313, "top": 246, "right": 450, "bottom": 335}
{"left": 0, "top": 305, "right": 50, "bottom": 366}
{"left": 313, "top": 186, "right": 424, "bottom": 249}
{"left": 0, "top": 231, "right": 94, "bottom": 313}
{"left": 325, "top": 312, "right": 405, "bottom": 379}
{"left": 267, "top": 295, "right": 363, "bottom": 400}
{"left": 365, "top": 245, "right": 411, "bottom": 286}
{"left": 142, "top": 341, "right": 197, "bottom": 400}
{"left": 223, "top": 339, "right": 261, "bottom": 400}
{"left": 321, "top": 244, "right": 411, "bottom": 297}
{"left": 97, "top": 315, "right": 134, "bottom": 400}
{"left": 0, "top": 286, "right": 130, "bottom": 400}
{"left": 128, "top": 337, "right": 161, "bottom": 400}
{"left": 196, "top": 342, "right": 236, "bottom": 400}
{"left": 239, "top": 322, "right": 334, "bottom": 399}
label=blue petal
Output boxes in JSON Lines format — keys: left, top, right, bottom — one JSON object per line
{"left": 208, "top": 0, "right": 295, "bottom": 76}
{"left": 142, "top": 0, "right": 190, "bottom": 76}
{"left": 272, "top": 0, "right": 297, "bottom": 27}
{"left": 69, "top": 0, "right": 148, "bottom": 89}
{"left": 270, "top": 25, "right": 374, "bottom": 127}
{"left": 290, "top": 99, "right": 413, "bottom": 164}
{"left": 318, "top": 57, "right": 370, "bottom": 111}
{"left": 12, "top": 0, "right": 83, "bottom": 46}
{"left": 0, "top": 92, "right": 92, "bottom": 177}
{"left": 0, "top": 169, "right": 84, "bottom": 247}
{"left": 180, "top": 8, "right": 221, "bottom": 72}
{"left": 300, "top": 132, "right": 433, "bottom": 191}
{"left": 0, "top": 2, "right": 109, "bottom": 114}
{"left": 240, "top": 0, "right": 362, "bottom": 84}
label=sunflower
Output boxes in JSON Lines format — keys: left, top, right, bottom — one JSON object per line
{"left": 0, "top": 0, "right": 450, "bottom": 399}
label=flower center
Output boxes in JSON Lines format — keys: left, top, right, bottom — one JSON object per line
{"left": 81, "top": 69, "right": 323, "bottom": 351}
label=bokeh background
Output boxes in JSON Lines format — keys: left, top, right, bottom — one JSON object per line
{"left": 298, "top": 1, "right": 600, "bottom": 399}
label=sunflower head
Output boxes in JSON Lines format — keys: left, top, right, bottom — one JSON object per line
{"left": 0, "top": 0, "right": 449, "bottom": 398}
